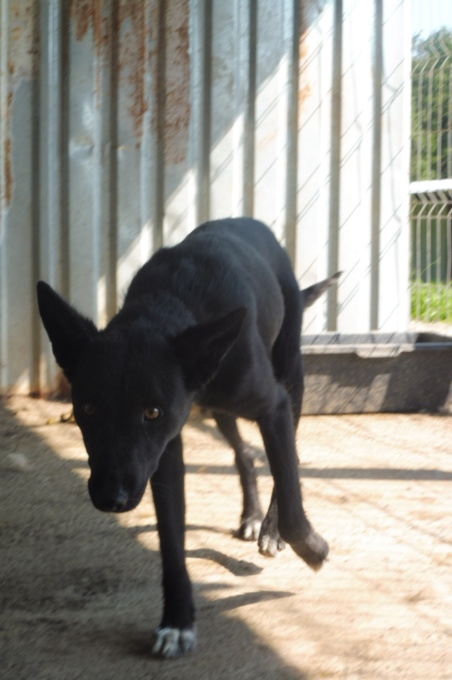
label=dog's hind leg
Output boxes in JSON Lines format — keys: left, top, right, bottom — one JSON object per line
{"left": 257, "top": 345, "right": 302, "bottom": 558}
{"left": 257, "top": 487, "right": 286, "bottom": 556}
{"left": 258, "top": 280, "right": 305, "bottom": 557}
{"left": 150, "top": 435, "right": 196, "bottom": 658}
{"left": 257, "top": 275, "right": 327, "bottom": 568}
{"left": 257, "top": 385, "right": 328, "bottom": 570}
{"left": 271, "top": 280, "right": 305, "bottom": 427}
{"left": 213, "top": 411, "right": 263, "bottom": 541}
{"left": 258, "top": 348, "right": 303, "bottom": 558}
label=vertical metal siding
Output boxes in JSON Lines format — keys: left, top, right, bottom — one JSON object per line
{"left": 0, "top": 0, "right": 411, "bottom": 395}
{"left": 1, "top": 1, "right": 41, "bottom": 392}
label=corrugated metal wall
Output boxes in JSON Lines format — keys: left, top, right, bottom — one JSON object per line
{"left": 0, "top": 0, "right": 411, "bottom": 394}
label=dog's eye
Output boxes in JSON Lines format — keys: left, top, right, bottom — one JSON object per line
{"left": 83, "top": 403, "right": 97, "bottom": 417}
{"left": 143, "top": 406, "right": 162, "bottom": 422}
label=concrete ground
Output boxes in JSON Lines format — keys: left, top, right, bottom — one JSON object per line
{"left": 1, "top": 395, "right": 451, "bottom": 679}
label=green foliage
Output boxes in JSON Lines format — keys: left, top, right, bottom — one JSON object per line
{"left": 410, "top": 29, "right": 452, "bottom": 324}
{"left": 411, "top": 28, "right": 452, "bottom": 181}
{"left": 411, "top": 281, "right": 452, "bottom": 322}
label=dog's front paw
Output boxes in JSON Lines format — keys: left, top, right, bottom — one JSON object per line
{"left": 258, "top": 532, "right": 286, "bottom": 557}
{"left": 290, "top": 530, "right": 329, "bottom": 571}
{"left": 151, "top": 625, "right": 196, "bottom": 658}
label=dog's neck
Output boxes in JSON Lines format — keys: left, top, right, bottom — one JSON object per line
{"left": 107, "top": 292, "right": 195, "bottom": 339}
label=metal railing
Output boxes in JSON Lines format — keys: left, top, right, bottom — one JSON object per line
{"left": 410, "top": 24, "right": 452, "bottom": 326}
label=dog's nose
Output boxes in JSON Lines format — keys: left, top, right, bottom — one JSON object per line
{"left": 111, "top": 487, "right": 129, "bottom": 512}
{"left": 89, "top": 477, "right": 130, "bottom": 513}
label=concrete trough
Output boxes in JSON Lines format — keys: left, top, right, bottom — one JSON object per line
{"left": 301, "top": 333, "right": 452, "bottom": 414}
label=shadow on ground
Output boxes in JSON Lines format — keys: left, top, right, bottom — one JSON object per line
{"left": 0, "top": 397, "right": 307, "bottom": 680}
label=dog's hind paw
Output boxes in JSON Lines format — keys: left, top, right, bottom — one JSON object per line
{"left": 258, "top": 533, "right": 286, "bottom": 557}
{"left": 151, "top": 625, "right": 196, "bottom": 658}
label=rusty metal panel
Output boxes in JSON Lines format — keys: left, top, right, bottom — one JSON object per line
{"left": 163, "top": 0, "right": 192, "bottom": 244}
{"left": 0, "top": 1, "right": 40, "bottom": 392}
{"left": 253, "top": 0, "right": 292, "bottom": 244}
{"left": 209, "top": 0, "right": 247, "bottom": 220}
{"left": 0, "top": 0, "right": 412, "bottom": 395}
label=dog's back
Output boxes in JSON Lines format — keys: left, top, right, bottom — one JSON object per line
{"left": 124, "top": 218, "right": 300, "bottom": 357}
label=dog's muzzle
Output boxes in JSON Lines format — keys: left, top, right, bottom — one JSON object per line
{"left": 88, "top": 478, "right": 135, "bottom": 513}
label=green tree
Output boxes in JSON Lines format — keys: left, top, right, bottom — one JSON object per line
{"left": 411, "top": 28, "right": 452, "bottom": 181}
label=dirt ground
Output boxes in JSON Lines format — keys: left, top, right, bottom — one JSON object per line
{"left": 1, "top": 395, "right": 451, "bottom": 680}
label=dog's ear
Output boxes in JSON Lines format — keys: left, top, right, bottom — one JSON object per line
{"left": 37, "top": 281, "right": 98, "bottom": 380}
{"left": 172, "top": 307, "right": 247, "bottom": 390}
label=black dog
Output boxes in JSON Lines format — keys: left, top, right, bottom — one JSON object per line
{"left": 37, "top": 217, "right": 339, "bottom": 658}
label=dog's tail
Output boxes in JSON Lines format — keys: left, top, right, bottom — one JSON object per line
{"left": 301, "top": 272, "right": 341, "bottom": 309}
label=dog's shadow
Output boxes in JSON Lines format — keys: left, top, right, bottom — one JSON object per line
{"left": 187, "top": 547, "right": 263, "bottom": 577}
{"left": 120, "top": 584, "right": 295, "bottom": 658}
{"left": 129, "top": 526, "right": 265, "bottom": 574}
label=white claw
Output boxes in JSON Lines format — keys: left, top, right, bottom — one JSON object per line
{"left": 242, "top": 519, "right": 262, "bottom": 541}
{"left": 151, "top": 625, "right": 196, "bottom": 659}
{"left": 258, "top": 535, "right": 279, "bottom": 557}
{"left": 258, "top": 534, "right": 285, "bottom": 557}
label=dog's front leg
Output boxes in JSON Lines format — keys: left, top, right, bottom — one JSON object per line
{"left": 150, "top": 435, "right": 196, "bottom": 658}
{"left": 257, "top": 386, "right": 329, "bottom": 571}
